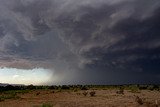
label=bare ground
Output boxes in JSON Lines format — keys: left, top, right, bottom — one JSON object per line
{"left": 0, "top": 89, "right": 160, "bottom": 107}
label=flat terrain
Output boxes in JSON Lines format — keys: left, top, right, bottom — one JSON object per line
{"left": 0, "top": 89, "right": 160, "bottom": 107}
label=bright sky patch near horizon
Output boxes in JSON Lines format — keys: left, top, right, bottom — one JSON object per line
{"left": 0, "top": 68, "right": 52, "bottom": 85}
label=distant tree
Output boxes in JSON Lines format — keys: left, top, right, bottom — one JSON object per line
{"left": 152, "top": 85, "right": 159, "bottom": 91}
{"left": 0, "top": 86, "right": 4, "bottom": 92}
{"left": 48, "top": 86, "right": 56, "bottom": 90}
{"left": 14, "top": 86, "right": 21, "bottom": 90}
{"left": 27, "top": 84, "right": 35, "bottom": 90}
{"left": 5, "top": 85, "right": 15, "bottom": 91}
{"left": 61, "top": 85, "right": 70, "bottom": 90}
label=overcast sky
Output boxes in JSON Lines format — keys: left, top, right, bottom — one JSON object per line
{"left": 0, "top": 0, "right": 160, "bottom": 85}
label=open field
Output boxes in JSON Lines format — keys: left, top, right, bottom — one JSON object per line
{"left": 0, "top": 85, "right": 160, "bottom": 107}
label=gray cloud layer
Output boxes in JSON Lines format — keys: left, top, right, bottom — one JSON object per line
{"left": 0, "top": 0, "right": 160, "bottom": 84}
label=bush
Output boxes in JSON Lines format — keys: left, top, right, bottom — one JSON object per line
{"left": 42, "top": 103, "right": 53, "bottom": 107}
{"left": 82, "top": 91, "right": 88, "bottom": 96}
{"left": 0, "top": 92, "right": 20, "bottom": 101}
{"left": 116, "top": 87, "right": 124, "bottom": 94}
{"left": 81, "top": 86, "right": 88, "bottom": 90}
{"left": 135, "top": 96, "right": 143, "bottom": 105}
{"left": 5, "top": 85, "right": 15, "bottom": 91}
{"left": 89, "top": 91, "right": 96, "bottom": 97}
{"left": 27, "top": 84, "right": 35, "bottom": 90}
{"left": 48, "top": 86, "right": 56, "bottom": 90}
{"left": 73, "top": 88, "right": 78, "bottom": 92}
{"left": 36, "top": 92, "right": 40, "bottom": 95}
{"left": 0, "top": 98, "right": 5, "bottom": 102}
{"left": 61, "top": 85, "right": 70, "bottom": 90}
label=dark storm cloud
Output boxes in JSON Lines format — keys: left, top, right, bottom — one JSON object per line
{"left": 0, "top": 0, "right": 160, "bottom": 84}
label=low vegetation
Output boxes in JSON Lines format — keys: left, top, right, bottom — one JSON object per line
{"left": 135, "top": 96, "right": 143, "bottom": 105}
{"left": 42, "top": 103, "right": 53, "bottom": 107}
{"left": 0, "top": 92, "right": 20, "bottom": 101}
{"left": 89, "top": 91, "right": 96, "bottom": 97}
{"left": 0, "top": 84, "right": 159, "bottom": 92}
{"left": 0, "top": 84, "right": 159, "bottom": 107}
{"left": 116, "top": 87, "right": 124, "bottom": 94}
{"left": 82, "top": 91, "right": 88, "bottom": 96}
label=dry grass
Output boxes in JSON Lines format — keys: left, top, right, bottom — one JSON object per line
{"left": 0, "top": 89, "right": 160, "bottom": 107}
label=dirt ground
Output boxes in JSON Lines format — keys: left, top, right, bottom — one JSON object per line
{"left": 0, "top": 89, "right": 160, "bottom": 107}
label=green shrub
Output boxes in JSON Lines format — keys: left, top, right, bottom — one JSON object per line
{"left": 0, "top": 97, "right": 5, "bottom": 102}
{"left": 42, "top": 103, "right": 53, "bottom": 107}
{"left": 0, "top": 91, "right": 21, "bottom": 101}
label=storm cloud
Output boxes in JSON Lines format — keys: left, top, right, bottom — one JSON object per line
{"left": 0, "top": 0, "right": 160, "bottom": 84}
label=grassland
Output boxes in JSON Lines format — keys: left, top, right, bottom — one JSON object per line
{"left": 0, "top": 85, "right": 160, "bottom": 107}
